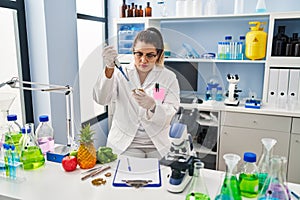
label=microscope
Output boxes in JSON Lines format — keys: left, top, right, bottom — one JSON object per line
{"left": 224, "top": 74, "right": 242, "bottom": 106}
{"left": 160, "top": 107, "right": 200, "bottom": 193}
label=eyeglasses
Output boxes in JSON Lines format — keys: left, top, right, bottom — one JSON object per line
{"left": 133, "top": 51, "right": 157, "bottom": 61}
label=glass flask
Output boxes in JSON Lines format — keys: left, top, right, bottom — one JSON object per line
{"left": 215, "top": 154, "right": 242, "bottom": 200}
{"left": 255, "top": 0, "right": 266, "bottom": 13}
{"left": 257, "top": 138, "right": 277, "bottom": 193}
{"left": 186, "top": 161, "right": 210, "bottom": 200}
{"left": 5, "top": 114, "right": 22, "bottom": 153}
{"left": 239, "top": 152, "right": 259, "bottom": 198}
{"left": 258, "top": 156, "right": 290, "bottom": 200}
{"left": 19, "top": 124, "right": 45, "bottom": 170}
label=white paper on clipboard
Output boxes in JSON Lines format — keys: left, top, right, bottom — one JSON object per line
{"left": 112, "top": 156, "right": 161, "bottom": 187}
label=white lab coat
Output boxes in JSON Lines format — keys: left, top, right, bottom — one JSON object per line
{"left": 93, "top": 64, "right": 180, "bottom": 157}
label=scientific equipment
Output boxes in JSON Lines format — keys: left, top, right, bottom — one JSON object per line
{"left": 204, "top": 0, "right": 217, "bottom": 15}
{"left": 5, "top": 114, "right": 22, "bottom": 152}
{"left": 192, "top": 0, "right": 203, "bottom": 16}
{"left": 205, "top": 86, "right": 212, "bottom": 101}
{"left": 145, "top": 2, "right": 152, "bottom": 17}
{"left": 257, "top": 138, "right": 277, "bottom": 193}
{"left": 19, "top": 124, "right": 45, "bottom": 170}
{"left": 239, "top": 152, "right": 259, "bottom": 198}
{"left": 215, "top": 153, "right": 241, "bottom": 200}
{"left": 185, "top": 161, "right": 210, "bottom": 200}
{"left": 245, "top": 21, "right": 267, "bottom": 60}
{"left": 255, "top": 0, "right": 266, "bottom": 13}
{"left": 234, "top": 0, "right": 244, "bottom": 14}
{"left": 160, "top": 107, "right": 199, "bottom": 193}
{"left": 0, "top": 92, "right": 16, "bottom": 127}
{"left": 120, "top": 0, "right": 127, "bottom": 18}
{"left": 36, "top": 115, "right": 54, "bottom": 154}
{"left": 224, "top": 74, "right": 242, "bottom": 106}
{"left": 157, "top": 0, "right": 168, "bottom": 17}
{"left": 258, "top": 156, "right": 290, "bottom": 200}
{"left": 216, "top": 87, "right": 223, "bottom": 101}
{"left": 272, "top": 26, "right": 289, "bottom": 56}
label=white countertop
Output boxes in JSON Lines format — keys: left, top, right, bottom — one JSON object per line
{"left": 181, "top": 100, "right": 300, "bottom": 117}
{"left": 0, "top": 161, "right": 299, "bottom": 200}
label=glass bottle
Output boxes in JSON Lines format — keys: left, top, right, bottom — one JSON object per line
{"left": 5, "top": 114, "right": 22, "bottom": 153}
{"left": 120, "top": 0, "right": 127, "bottom": 18}
{"left": 215, "top": 153, "right": 242, "bottom": 200}
{"left": 127, "top": 5, "right": 133, "bottom": 17}
{"left": 205, "top": 86, "right": 212, "bottom": 101}
{"left": 204, "top": 0, "right": 217, "bottom": 16}
{"left": 272, "top": 26, "right": 289, "bottom": 56}
{"left": 186, "top": 161, "right": 210, "bottom": 200}
{"left": 255, "top": 0, "right": 266, "bottom": 13}
{"left": 145, "top": 2, "right": 152, "bottom": 17}
{"left": 139, "top": 5, "right": 144, "bottom": 17}
{"left": 130, "top": 3, "right": 135, "bottom": 17}
{"left": 216, "top": 87, "right": 223, "bottom": 101}
{"left": 19, "top": 124, "right": 45, "bottom": 170}
{"left": 234, "top": 0, "right": 244, "bottom": 14}
{"left": 192, "top": 0, "right": 203, "bottom": 16}
{"left": 157, "top": 0, "right": 168, "bottom": 17}
{"left": 257, "top": 138, "right": 277, "bottom": 193}
{"left": 258, "top": 156, "right": 290, "bottom": 200}
{"left": 239, "top": 152, "right": 259, "bottom": 198}
{"left": 36, "top": 115, "right": 54, "bottom": 154}
{"left": 134, "top": 5, "right": 139, "bottom": 17}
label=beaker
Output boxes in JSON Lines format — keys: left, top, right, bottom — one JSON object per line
{"left": 257, "top": 138, "right": 277, "bottom": 193}
{"left": 186, "top": 161, "right": 210, "bottom": 200}
{"left": 19, "top": 123, "right": 45, "bottom": 170}
{"left": 258, "top": 156, "right": 290, "bottom": 200}
{"left": 215, "top": 154, "right": 242, "bottom": 200}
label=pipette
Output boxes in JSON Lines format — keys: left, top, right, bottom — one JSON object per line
{"left": 114, "top": 59, "right": 138, "bottom": 91}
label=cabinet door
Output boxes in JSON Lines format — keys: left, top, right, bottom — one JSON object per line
{"left": 288, "top": 133, "right": 300, "bottom": 184}
{"left": 218, "top": 126, "right": 290, "bottom": 171}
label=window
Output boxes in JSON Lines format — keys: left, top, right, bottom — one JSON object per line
{"left": 0, "top": 0, "right": 32, "bottom": 126}
{"left": 76, "top": 1, "right": 108, "bottom": 124}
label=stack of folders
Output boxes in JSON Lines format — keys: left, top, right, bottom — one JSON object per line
{"left": 268, "top": 68, "right": 300, "bottom": 107}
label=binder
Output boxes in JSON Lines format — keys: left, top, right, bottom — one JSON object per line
{"left": 288, "top": 69, "right": 300, "bottom": 103}
{"left": 112, "top": 156, "right": 161, "bottom": 187}
{"left": 268, "top": 68, "right": 279, "bottom": 104}
{"left": 277, "top": 69, "right": 290, "bottom": 104}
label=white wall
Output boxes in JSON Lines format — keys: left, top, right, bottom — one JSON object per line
{"left": 25, "top": 0, "right": 81, "bottom": 144}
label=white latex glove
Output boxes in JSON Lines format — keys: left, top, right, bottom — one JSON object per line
{"left": 133, "top": 90, "right": 156, "bottom": 111}
{"left": 103, "top": 46, "right": 118, "bottom": 68}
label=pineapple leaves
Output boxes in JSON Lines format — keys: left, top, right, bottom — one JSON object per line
{"left": 78, "top": 123, "right": 95, "bottom": 145}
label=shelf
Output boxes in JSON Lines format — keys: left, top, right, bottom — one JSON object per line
{"left": 267, "top": 57, "right": 300, "bottom": 67}
{"left": 165, "top": 57, "right": 266, "bottom": 64}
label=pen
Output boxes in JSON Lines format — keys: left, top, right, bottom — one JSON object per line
{"left": 291, "top": 191, "right": 300, "bottom": 200}
{"left": 114, "top": 59, "right": 130, "bottom": 82}
{"left": 81, "top": 166, "right": 111, "bottom": 181}
{"left": 155, "top": 83, "right": 159, "bottom": 92}
{"left": 126, "top": 157, "right": 131, "bottom": 171}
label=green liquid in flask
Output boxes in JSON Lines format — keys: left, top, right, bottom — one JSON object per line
{"left": 186, "top": 192, "right": 210, "bottom": 200}
{"left": 239, "top": 173, "right": 259, "bottom": 198}
{"left": 20, "top": 146, "right": 45, "bottom": 170}
{"left": 258, "top": 173, "right": 269, "bottom": 192}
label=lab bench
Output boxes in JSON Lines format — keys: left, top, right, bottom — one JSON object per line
{"left": 0, "top": 160, "right": 299, "bottom": 200}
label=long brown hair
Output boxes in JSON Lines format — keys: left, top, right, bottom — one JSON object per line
{"left": 132, "top": 27, "right": 165, "bottom": 66}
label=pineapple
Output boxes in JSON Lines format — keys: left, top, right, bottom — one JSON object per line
{"left": 77, "top": 123, "right": 97, "bottom": 169}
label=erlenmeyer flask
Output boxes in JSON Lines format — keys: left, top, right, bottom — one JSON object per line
{"left": 215, "top": 154, "right": 242, "bottom": 200}
{"left": 257, "top": 138, "right": 277, "bottom": 193}
{"left": 255, "top": 0, "right": 266, "bottom": 13}
{"left": 258, "top": 156, "right": 290, "bottom": 200}
{"left": 186, "top": 161, "right": 210, "bottom": 200}
{"left": 19, "top": 123, "right": 45, "bottom": 170}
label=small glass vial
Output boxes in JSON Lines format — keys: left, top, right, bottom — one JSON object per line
{"left": 134, "top": 5, "right": 139, "bottom": 17}
{"left": 239, "top": 152, "right": 259, "bottom": 198}
{"left": 145, "top": 2, "right": 152, "bottom": 17}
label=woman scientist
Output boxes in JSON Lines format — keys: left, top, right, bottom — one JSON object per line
{"left": 93, "top": 27, "right": 180, "bottom": 159}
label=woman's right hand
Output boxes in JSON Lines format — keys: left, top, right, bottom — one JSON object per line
{"left": 103, "top": 46, "right": 118, "bottom": 68}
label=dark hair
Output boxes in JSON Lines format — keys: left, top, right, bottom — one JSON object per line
{"left": 132, "top": 27, "right": 165, "bottom": 65}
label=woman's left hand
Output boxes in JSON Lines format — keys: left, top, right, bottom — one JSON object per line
{"left": 133, "top": 90, "right": 155, "bottom": 110}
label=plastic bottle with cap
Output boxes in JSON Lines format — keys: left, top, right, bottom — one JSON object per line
{"left": 35, "top": 115, "right": 54, "bottom": 154}
{"left": 239, "top": 152, "right": 259, "bottom": 198}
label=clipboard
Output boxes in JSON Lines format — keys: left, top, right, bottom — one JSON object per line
{"left": 112, "top": 156, "right": 162, "bottom": 187}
